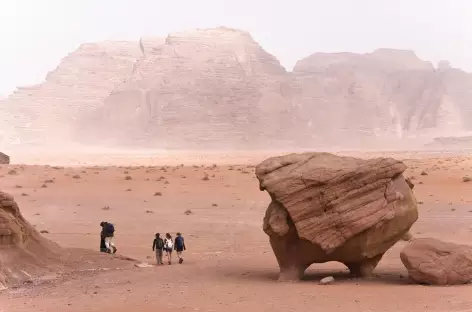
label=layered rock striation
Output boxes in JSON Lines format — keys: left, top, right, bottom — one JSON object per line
{"left": 255, "top": 152, "right": 418, "bottom": 281}
{"left": 1, "top": 27, "right": 472, "bottom": 149}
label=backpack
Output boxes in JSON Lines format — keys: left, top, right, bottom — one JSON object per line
{"left": 175, "top": 236, "right": 184, "bottom": 249}
{"left": 165, "top": 238, "right": 173, "bottom": 249}
{"left": 156, "top": 238, "right": 164, "bottom": 249}
{"left": 106, "top": 223, "right": 115, "bottom": 234}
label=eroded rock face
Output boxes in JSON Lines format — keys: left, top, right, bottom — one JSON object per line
{"left": 256, "top": 152, "right": 418, "bottom": 281}
{"left": 1, "top": 27, "right": 472, "bottom": 149}
{"left": 400, "top": 238, "right": 472, "bottom": 285}
{"left": 0, "top": 191, "right": 63, "bottom": 287}
{"left": 1, "top": 41, "right": 141, "bottom": 147}
{"left": 291, "top": 50, "right": 472, "bottom": 146}
{"left": 78, "top": 27, "right": 297, "bottom": 149}
{"left": 0, "top": 152, "right": 9, "bottom": 164}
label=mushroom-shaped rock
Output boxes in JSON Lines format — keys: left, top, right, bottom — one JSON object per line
{"left": 255, "top": 152, "right": 418, "bottom": 281}
{"left": 0, "top": 191, "right": 63, "bottom": 287}
{"left": 0, "top": 152, "right": 9, "bottom": 164}
{"left": 400, "top": 238, "right": 472, "bottom": 285}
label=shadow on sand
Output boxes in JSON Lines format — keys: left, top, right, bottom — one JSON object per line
{"left": 218, "top": 264, "right": 413, "bottom": 286}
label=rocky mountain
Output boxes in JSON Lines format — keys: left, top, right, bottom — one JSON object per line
{"left": 77, "top": 28, "right": 297, "bottom": 149}
{"left": 0, "top": 41, "right": 141, "bottom": 147}
{"left": 1, "top": 27, "right": 471, "bottom": 150}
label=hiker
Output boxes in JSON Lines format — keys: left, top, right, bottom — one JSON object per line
{"left": 152, "top": 233, "right": 164, "bottom": 265}
{"left": 174, "top": 232, "right": 186, "bottom": 264}
{"left": 100, "top": 221, "right": 117, "bottom": 254}
{"left": 100, "top": 235, "right": 107, "bottom": 252}
{"left": 164, "top": 233, "right": 173, "bottom": 265}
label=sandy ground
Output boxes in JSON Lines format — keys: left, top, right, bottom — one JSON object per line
{"left": 1, "top": 150, "right": 472, "bottom": 312}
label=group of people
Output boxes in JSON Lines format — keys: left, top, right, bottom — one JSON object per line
{"left": 99, "top": 221, "right": 186, "bottom": 265}
{"left": 152, "top": 232, "right": 186, "bottom": 265}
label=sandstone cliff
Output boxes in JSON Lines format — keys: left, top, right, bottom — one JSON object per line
{"left": 1, "top": 27, "right": 472, "bottom": 150}
{"left": 1, "top": 41, "right": 141, "bottom": 148}
{"left": 77, "top": 27, "right": 296, "bottom": 149}
{"left": 291, "top": 49, "right": 472, "bottom": 146}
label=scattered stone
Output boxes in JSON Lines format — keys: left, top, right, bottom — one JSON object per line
{"left": 202, "top": 173, "right": 210, "bottom": 181}
{"left": 0, "top": 152, "right": 10, "bottom": 164}
{"left": 400, "top": 238, "right": 472, "bottom": 285}
{"left": 319, "top": 276, "right": 335, "bottom": 285}
{"left": 72, "top": 174, "right": 81, "bottom": 179}
{"left": 102, "top": 206, "right": 110, "bottom": 211}
{"left": 401, "top": 231, "right": 413, "bottom": 241}
{"left": 462, "top": 176, "right": 471, "bottom": 183}
{"left": 154, "top": 192, "right": 162, "bottom": 196}
{"left": 40, "top": 230, "right": 50, "bottom": 234}
{"left": 184, "top": 209, "right": 193, "bottom": 215}
{"left": 420, "top": 171, "right": 428, "bottom": 176}
{"left": 124, "top": 175, "right": 132, "bottom": 180}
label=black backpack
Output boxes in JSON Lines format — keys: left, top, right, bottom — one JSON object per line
{"left": 107, "top": 223, "right": 115, "bottom": 234}
{"left": 156, "top": 238, "right": 164, "bottom": 249}
{"left": 175, "top": 236, "right": 184, "bottom": 249}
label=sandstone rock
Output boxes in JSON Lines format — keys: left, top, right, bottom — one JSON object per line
{"left": 78, "top": 27, "right": 297, "bottom": 149}
{"left": 291, "top": 49, "right": 472, "bottom": 147}
{"left": 0, "top": 152, "right": 9, "bottom": 164}
{"left": 319, "top": 276, "right": 335, "bottom": 285}
{"left": 426, "top": 135, "right": 472, "bottom": 148}
{"left": 400, "top": 238, "right": 472, "bottom": 285}
{"left": 1, "top": 27, "right": 472, "bottom": 149}
{"left": 0, "top": 191, "right": 63, "bottom": 286}
{"left": 1, "top": 41, "right": 141, "bottom": 147}
{"left": 256, "top": 152, "right": 418, "bottom": 281}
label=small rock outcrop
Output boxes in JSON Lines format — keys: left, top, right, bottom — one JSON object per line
{"left": 400, "top": 238, "right": 472, "bottom": 285}
{"left": 255, "top": 152, "right": 418, "bottom": 281}
{"left": 0, "top": 152, "right": 9, "bottom": 164}
{"left": 0, "top": 191, "right": 63, "bottom": 287}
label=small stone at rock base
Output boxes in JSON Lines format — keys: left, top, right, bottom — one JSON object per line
{"left": 134, "top": 263, "right": 153, "bottom": 268}
{"left": 0, "top": 282, "right": 7, "bottom": 291}
{"left": 319, "top": 276, "right": 335, "bottom": 285}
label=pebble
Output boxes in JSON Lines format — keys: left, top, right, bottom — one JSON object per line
{"left": 319, "top": 276, "right": 335, "bottom": 285}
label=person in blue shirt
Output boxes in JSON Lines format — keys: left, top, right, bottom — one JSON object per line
{"left": 174, "top": 232, "right": 186, "bottom": 264}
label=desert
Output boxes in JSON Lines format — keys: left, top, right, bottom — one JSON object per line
{"left": 1, "top": 22, "right": 472, "bottom": 312}
{"left": 0, "top": 149, "right": 472, "bottom": 312}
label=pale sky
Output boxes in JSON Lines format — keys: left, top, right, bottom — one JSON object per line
{"left": 0, "top": 0, "right": 471, "bottom": 96}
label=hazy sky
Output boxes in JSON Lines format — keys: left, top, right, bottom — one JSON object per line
{"left": 0, "top": 0, "right": 471, "bottom": 96}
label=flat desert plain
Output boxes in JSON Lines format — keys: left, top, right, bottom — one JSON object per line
{"left": 1, "top": 150, "right": 472, "bottom": 312}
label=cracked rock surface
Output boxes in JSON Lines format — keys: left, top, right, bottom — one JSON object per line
{"left": 256, "top": 152, "right": 418, "bottom": 281}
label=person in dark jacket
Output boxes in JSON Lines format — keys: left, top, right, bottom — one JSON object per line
{"left": 100, "top": 221, "right": 117, "bottom": 254}
{"left": 174, "top": 232, "right": 186, "bottom": 264}
{"left": 152, "top": 233, "right": 164, "bottom": 265}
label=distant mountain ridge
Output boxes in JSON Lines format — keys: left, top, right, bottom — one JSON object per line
{"left": 1, "top": 27, "right": 471, "bottom": 150}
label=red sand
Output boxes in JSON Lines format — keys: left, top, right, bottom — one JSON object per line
{"left": 1, "top": 151, "right": 471, "bottom": 312}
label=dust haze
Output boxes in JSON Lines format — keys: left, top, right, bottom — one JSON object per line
{"left": 1, "top": 1, "right": 472, "bottom": 312}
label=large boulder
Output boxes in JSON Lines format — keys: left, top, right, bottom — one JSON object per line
{"left": 0, "top": 152, "right": 9, "bottom": 164}
{"left": 255, "top": 152, "right": 418, "bottom": 281}
{"left": 400, "top": 238, "right": 472, "bottom": 285}
{"left": 0, "top": 191, "right": 64, "bottom": 287}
